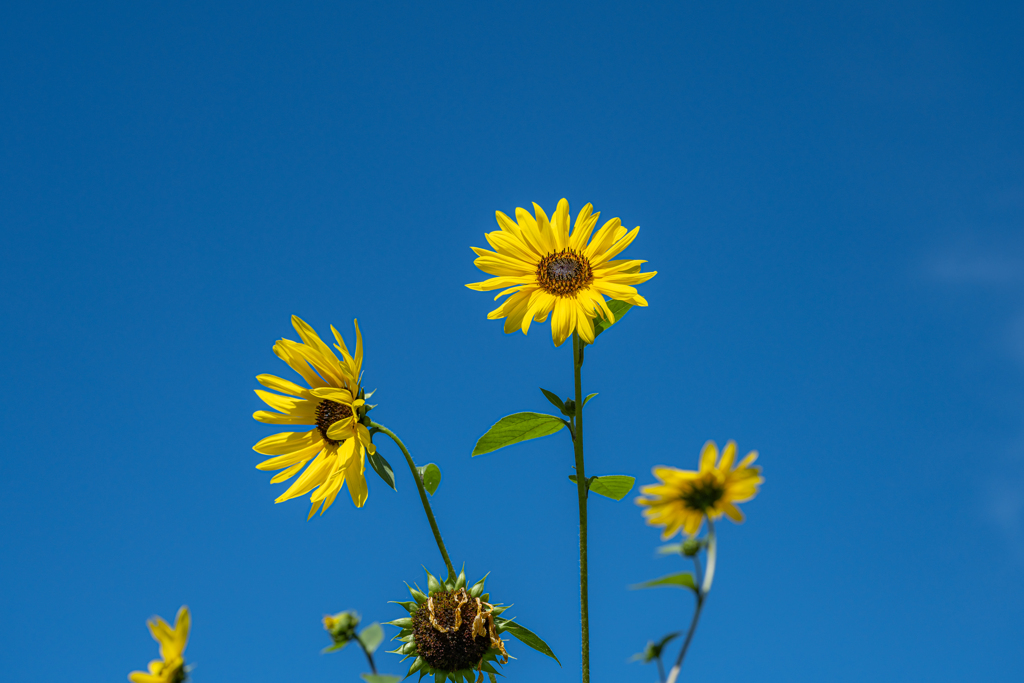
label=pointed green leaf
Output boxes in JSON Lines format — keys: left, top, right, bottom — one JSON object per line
{"left": 469, "top": 573, "right": 489, "bottom": 598}
{"left": 539, "top": 388, "right": 564, "bottom": 411}
{"left": 360, "top": 675, "right": 402, "bottom": 683}
{"left": 592, "top": 299, "right": 634, "bottom": 339}
{"left": 471, "top": 413, "right": 565, "bottom": 456}
{"left": 454, "top": 566, "right": 466, "bottom": 590}
{"left": 582, "top": 393, "right": 598, "bottom": 408}
{"left": 417, "top": 463, "right": 441, "bottom": 495}
{"left": 321, "top": 641, "right": 348, "bottom": 653}
{"left": 630, "top": 572, "right": 698, "bottom": 592}
{"left": 407, "top": 584, "right": 427, "bottom": 604}
{"left": 588, "top": 475, "right": 635, "bottom": 501}
{"left": 494, "top": 618, "right": 560, "bottom": 665}
{"left": 367, "top": 449, "right": 397, "bottom": 490}
{"left": 426, "top": 572, "right": 442, "bottom": 595}
{"left": 389, "top": 601, "right": 418, "bottom": 614}
{"left": 387, "top": 617, "right": 413, "bottom": 629}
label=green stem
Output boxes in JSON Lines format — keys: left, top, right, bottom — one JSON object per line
{"left": 665, "top": 518, "right": 716, "bottom": 683}
{"left": 354, "top": 633, "right": 378, "bottom": 674}
{"left": 571, "top": 331, "right": 590, "bottom": 683}
{"left": 656, "top": 653, "right": 666, "bottom": 683}
{"left": 370, "top": 421, "right": 456, "bottom": 580}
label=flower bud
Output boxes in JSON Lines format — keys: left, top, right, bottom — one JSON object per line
{"left": 323, "top": 610, "right": 360, "bottom": 645}
{"left": 682, "top": 539, "right": 702, "bottom": 556}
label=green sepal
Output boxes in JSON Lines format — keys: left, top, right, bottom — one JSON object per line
{"left": 539, "top": 388, "right": 564, "bottom": 411}
{"left": 488, "top": 673, "right": 497, "bottom": 683}
{"left": 630, "top": 572, "right": 698, "bottom": 592}
{"left": 493, "top": 617, "right": 560, "bottom": 665}
{"left": 426, "top": 571, "right": 442, "bottom": 595}
{"left": 481, "top": 661, "right": 498, "bottom": 674}
{"left": 479, "top": 593, "right": 489, "bottom": 603}
{"left": 592, "top": 299, "right": 634, "bottom": 340}
{"left": 387, "top": 617, "right": 414, "bottom": 629}
{"left": 471, "top": 412, "right": 565, "bottom": 456}
{"left": 490, "top": 603, "right": 510, "bottom": 616}
{"left": 468, "top": 573, "right": 489, "bottom": 598}
{"left": 407, "top": 584, "right": 427, "bottom": 604}
{"left": 408, "top": 657, "right": 425, "bottom": 675}
{"left": 454, "top": 566, "right": 466, "bottom": 590}
{"left": 390, "top": 600, "right": 419, "bottom": 614}
{"left": 417, "top": 463, "right": 442, "bottom": 496}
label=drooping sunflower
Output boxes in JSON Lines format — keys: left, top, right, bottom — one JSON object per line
{"left": 388, "top": 568, "right": 558, "bottom": 683}
{"left": 128, "top": 606, "right": 190, "bottom": 683}
{"left": 466, "top": 199, "right": 656, "bottom": 346}
{"left": 636, "top": 441, "right": 764, "bottom": 538}
{"left": 252, "top": 315, "right": 377, "bottom": 518}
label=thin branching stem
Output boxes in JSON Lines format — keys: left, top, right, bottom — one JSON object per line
{"left": 665, "top": 518, "right": 717, "bottom": 683}
{"left": 354, "top": 633, "right": 378, "bottom": 674}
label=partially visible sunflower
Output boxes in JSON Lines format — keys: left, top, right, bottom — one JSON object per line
{"left": 466, "top": 199, "right": 656, "bottom": 346}
{"left": 252, "top": 316, "right": 377, "bottom": 518}
{"left": 387, "top": 568, "right": 513, "bottom": 683}
{"left": 636, "top": 441, "right": 764, "bottom": 538}
{"left": 128, "top": 606, "right": 190, "bottom": 683}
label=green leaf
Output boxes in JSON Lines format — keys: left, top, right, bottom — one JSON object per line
{"left": 539, "top": 388, "right": 564, "bottom": 411}
{"left": 582, "top": 392, "right": 598, "bottom": 408}
{"left": 471, "top": 412, "right": 565, "bottom": 456}
{"left": 592, "top": 299, "right": 634, "bottom": 339}
{"left": 360, "top": 675, "right": 402, "bottom": 683}
{"left": 630, "top": 572, "right": 698, "bottom": 592}
{"left": 656, "top": 543, "right": 684, "bottom": 555}
{"left": 417, "top": 463, "right": 441, "bottom": 495}
{"left": 588, "top": 475, "right": 635, "bottom": 501}
{"left": 367, "top": 449, "right": 396, "bottom": 490}
{"left": 321, "top": 641, "right": 348, "bottom": 653}
{"left": 494, "top": 618, "right": 560, "bottom": 665}
{"left": 358, "top": 623, "right": 384, "bottom": 654}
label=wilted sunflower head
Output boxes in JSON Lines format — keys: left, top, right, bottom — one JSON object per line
{"left": 466, "top": 199, "right": 657, "bottom": 347}
{"left": 252, "top": 316, "right": 380, "bottom": 518}
{"left": 388, "top": 568, "right": 511, "bottom": 683}
{"left": 636, "top": 440, "right": 764, "bottom": 538}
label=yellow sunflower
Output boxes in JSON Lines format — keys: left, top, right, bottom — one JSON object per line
{"left": 466, "top": 199, "right": 656, "bottom": 346}
{"left": 128, "top": 606, "right": 190, "bottom": 683}
{"left": 252, "top": 315, "right": 377, "bottom": 518}
{"left": 636, "top": 441, "right": 763, "bottom": 538}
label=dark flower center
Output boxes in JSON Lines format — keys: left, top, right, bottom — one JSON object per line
{"left": 680, "top": 478, "right": 726, "bottom": 512}
{"left": 412, "top": 589, "right": 491, "bottom": 672}
{"left": 536, "top": 248, "right": 593, "bottom": 297}
{"left": 316, "top": 399, "right": 352, "bottom": 446}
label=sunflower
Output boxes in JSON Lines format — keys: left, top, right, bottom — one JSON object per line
{"left": 636, "top": 441, "right": 764, "bottom": 538}
{"left": 388, "top": 568, "right": 513, "bottom": 683}
{"left": 252, "top": 315, "right": 377, "bottom": 518}
{"left": 128, "top": 606, "right": 190, "bottom": 683}
{"left": 466, "top": 199, "right": 656, "bottom": 346}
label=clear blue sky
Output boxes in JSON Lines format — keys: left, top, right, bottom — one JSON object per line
{"left": 2, "top": 1, "right": 1022, "bottom": 681}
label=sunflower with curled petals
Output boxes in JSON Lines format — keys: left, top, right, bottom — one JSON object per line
{"left": 466, "top": 198, "right": 656, "bottom": 347}
{"left": 128, "top": 606, "right": 190, "bottom": 683}
{"left": 636, "top": 441, "right": 764, "bottom": 538}
{"left": 252, "top": 315, "right": 377, "bottom": 518}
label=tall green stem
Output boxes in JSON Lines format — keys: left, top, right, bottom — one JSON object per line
{"left": 370, "top": 421, "right": 456, "bottom": 580}
{"left": 665, "top": 518, "right": 716, "bottom": 683}
{"left": 571, "top": 331, "right": 590, "bottom": 683}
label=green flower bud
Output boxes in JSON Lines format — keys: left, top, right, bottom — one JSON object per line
{"left": 682, "top": 539, "right": 702, "bottom": 556}
{"left": 322, "top": 610, "right": 360, "bottom": 645}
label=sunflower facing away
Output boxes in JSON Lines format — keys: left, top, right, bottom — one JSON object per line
{"left": 252, "top": 316, "right": 377, "bottom": 518}
{"left": 128, "top": 606, "right": 190, "bottom": 683}
{"left": 466, "top": 199, "right": 656, "bottom": 346}
{"left": 636, "top": 441, "right": 764, "bottom": 538}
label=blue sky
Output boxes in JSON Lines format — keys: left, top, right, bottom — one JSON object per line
{"left": 1, "top": 1, "right": 1023, "bottom": 681}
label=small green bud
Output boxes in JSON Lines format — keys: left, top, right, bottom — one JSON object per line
{"left": 682, "top": 539, "right": 702, "bottom": 556}
{"left": 561, "top": 399, "right": 576, "bottom": 417}
{"left": 322, "top": 610, "right": 360, "bottom": 645}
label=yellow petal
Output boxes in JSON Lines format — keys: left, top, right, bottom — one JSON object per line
{"left": 699, "top": 441, "right": 718, "bottom": 472}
